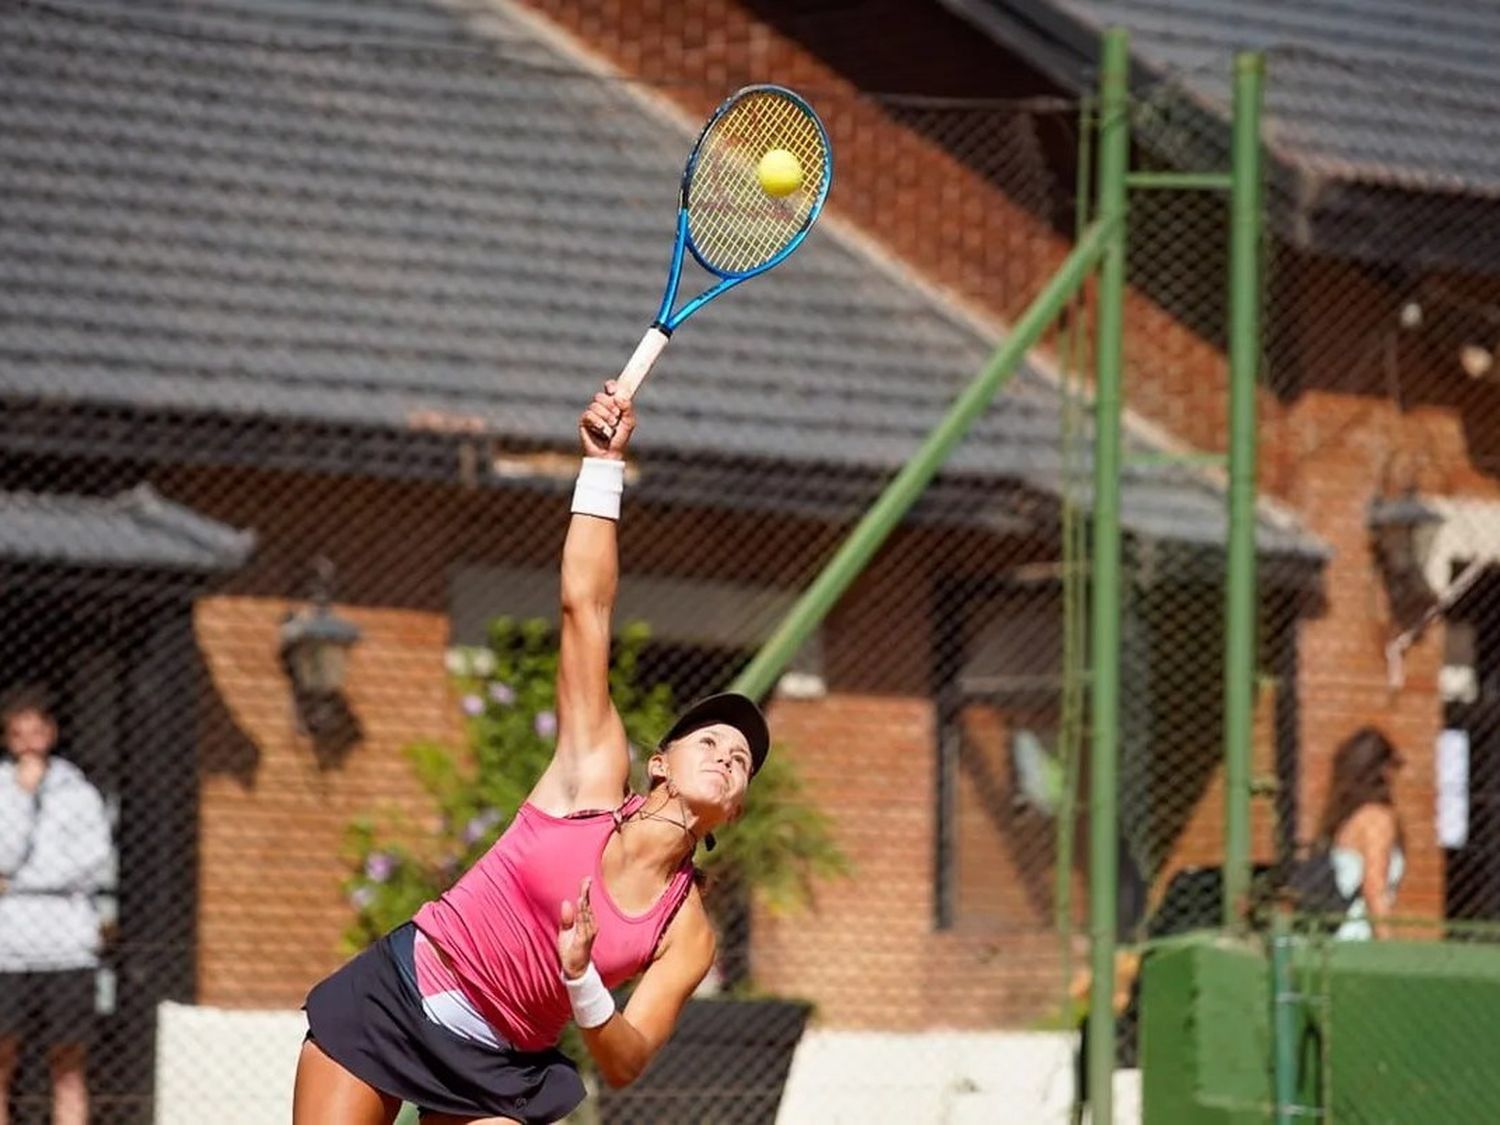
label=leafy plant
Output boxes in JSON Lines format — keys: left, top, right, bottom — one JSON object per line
{"left": 343, "top": 617, "right": 848, "bottom": 975}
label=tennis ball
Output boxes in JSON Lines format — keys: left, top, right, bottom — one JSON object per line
{"left": 757, "top": 148, "right": 804, "bottom": 197}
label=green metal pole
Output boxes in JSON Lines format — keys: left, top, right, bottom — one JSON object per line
{"left": 730, "top": 216, "right": 1116, "bottom": 701}
{"left": 1223, "top": 50, "right": 1264, "bottom": 933}
{"left": 1057, "top": 91, "right": 1096, "bottom": 1042}
{"left": 1270, "top": 911, "right": 1300, "bottom": 1124}
{"left": 1087, "top": 27, "right": 1130, "bottom": 1125}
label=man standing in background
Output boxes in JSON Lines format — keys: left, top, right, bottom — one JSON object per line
{"left": 0, "top": 687, "right": 113, "bottom": 1125}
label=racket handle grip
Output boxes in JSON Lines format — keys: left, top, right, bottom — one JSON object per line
{"left": 615, "top": 326, "right": 670, "bottom": 401}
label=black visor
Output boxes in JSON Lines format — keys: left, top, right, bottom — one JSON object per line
{"left": 658, "top": 692, "right": 770, "bottom": 776}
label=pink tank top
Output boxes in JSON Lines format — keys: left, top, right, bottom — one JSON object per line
{"left": 413, "top": 794, "right": 694, "bottom": 1051}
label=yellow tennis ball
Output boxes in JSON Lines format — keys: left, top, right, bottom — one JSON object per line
{"left": 757, "top": 148, "right": 804, "bottom": 197}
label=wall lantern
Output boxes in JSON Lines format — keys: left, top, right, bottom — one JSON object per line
{"left": 280, "top": 557, "right": 361, "bottom": 704}
{"left": 1368, "top": 491, "right": 1443, "bottom": 611}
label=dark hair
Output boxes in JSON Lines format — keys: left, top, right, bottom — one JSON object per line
{"left": 0, "top": 684, "right": 53, "bottom": 726}
{"left": 1316, "top": 726, "right": 1403, "bottom": 845}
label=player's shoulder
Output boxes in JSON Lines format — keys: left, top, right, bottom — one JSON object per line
{"left": 1345, "top": 801, "right": 1399, "bottom": 841}
{"left": 658, "top": 882, "right": 716, "bottom": 965}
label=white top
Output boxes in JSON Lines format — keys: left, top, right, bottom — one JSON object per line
{"left": 1331, "top": 845, "right": 1405, "bottom": 942}
{"left": 0, "top": 757, "right": 113, "bottom": 971}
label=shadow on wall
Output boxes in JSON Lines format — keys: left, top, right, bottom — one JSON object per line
{"left": 195, "top": 645, "right": 263, "bottom": 789}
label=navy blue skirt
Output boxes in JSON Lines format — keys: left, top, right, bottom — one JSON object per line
{"left": 303, "top": 923, "right": 585, "bottom": 1123}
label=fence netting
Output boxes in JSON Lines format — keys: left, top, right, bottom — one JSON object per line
{"left": 2, "top": 2, "right": 1499, "bottom": 1123}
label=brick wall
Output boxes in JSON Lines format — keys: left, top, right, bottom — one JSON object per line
{"left": 196, "top": 597, "right": 458, "bottom": 1005}
{"left": 756, "top": 695, "right": 1064, "bottom": 1028}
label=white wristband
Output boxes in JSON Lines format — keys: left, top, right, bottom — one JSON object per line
{"left": 562, "top": 962, "right": 616, "bottom": 1029}
{"left": 571, "top": 457, "right": 624, "bottom": 521}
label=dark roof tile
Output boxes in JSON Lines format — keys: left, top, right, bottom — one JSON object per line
{"left": 957, "top": 0, "right": 1500, "bottom": 194}
{"left": 0, "top": 485, "right": 256, "bottom": 572}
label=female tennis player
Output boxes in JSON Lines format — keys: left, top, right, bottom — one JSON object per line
{"left": 294, "top": 381, "right": 770, "bottom": 1125}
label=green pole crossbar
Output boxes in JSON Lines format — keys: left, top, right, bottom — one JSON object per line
{"left": 1124, "top": 170, "right": 1233, "bottom": 191}
{"left": 1125, "top": 450, "right": 1230, "bottom": 468}
{"left": 1223, "top": 50, "right": 1265, "bottom": 933}
{"left": 729, "top": 215, "right": 1118, "bottom": 702}
{"left": 1086, "top": 27, "right": 1131, "bottom": 1125}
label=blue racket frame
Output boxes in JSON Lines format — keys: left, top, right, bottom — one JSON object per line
{"left": 651, "top": 84, "right": 833, "bottom": 335}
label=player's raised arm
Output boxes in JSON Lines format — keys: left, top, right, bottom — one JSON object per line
{"left": 530, "top": 382, "right": 636, "bottom": 814}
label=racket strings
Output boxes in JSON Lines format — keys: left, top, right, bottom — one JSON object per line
{"left": 686, "top": 91, "right": 827, "bottom": 275}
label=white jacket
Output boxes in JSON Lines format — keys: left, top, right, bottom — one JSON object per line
{"left": 0, "top": 756, "right": 113, "bottom": 972}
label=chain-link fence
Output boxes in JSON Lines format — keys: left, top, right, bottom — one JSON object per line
{"left": 1105, "top": 35, "right": 1500, "bottom": 1125}
{"left": 3, "top": 1, "right": 1500, "bottom": 1123}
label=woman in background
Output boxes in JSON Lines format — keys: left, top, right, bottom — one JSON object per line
{"left": 1317, "top": 727, "right": 1406, "bottom": 941}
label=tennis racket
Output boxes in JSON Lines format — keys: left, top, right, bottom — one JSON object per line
{"left": 597, "top": 84, "right": 833, "bottom": 433}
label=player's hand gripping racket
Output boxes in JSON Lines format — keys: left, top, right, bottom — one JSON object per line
{"left": 596, "top": 84, "right": 832, "bottom": 436}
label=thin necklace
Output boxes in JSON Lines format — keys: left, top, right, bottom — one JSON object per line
{"left": 625, "top": 792, "right": 699, "bottom": 859}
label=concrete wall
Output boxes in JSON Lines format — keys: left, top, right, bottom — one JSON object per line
{"left": 151, "top": 1003, "right": 1141, "bottom": 1125}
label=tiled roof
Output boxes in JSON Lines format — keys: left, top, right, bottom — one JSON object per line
{"left": 950, "top": 0, "right": 1500, "bottom": 194}
{"left": 0, "top": 485, "right": 256, "bottom": 572}
{"left": 0, "top": 0, "right": 1323, "bottom": 559}
{"left": 945, "top": 0, "right": 1500, "bottom": 268}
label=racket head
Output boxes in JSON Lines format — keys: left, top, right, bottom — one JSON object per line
{"left": 680, "top": 85, "right": 832, "bottom": 282}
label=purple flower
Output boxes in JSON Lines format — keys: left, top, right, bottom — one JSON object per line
{"left": 461, "top": 694, "right": 485, "bottom": 717}
{"left": 463, "top": 808, "right": 504, "bottom": 845}
{"left": 349, "top": 885, "right": 376, "bottom": 911}
{"left": 488, "top": 681, "right": 516, "bottom": 706}
{"left": 533, "top": 710, "right": 558, "bottom": 739}
{"left": 364, "top": 852, "right": 395, "bottom": 883}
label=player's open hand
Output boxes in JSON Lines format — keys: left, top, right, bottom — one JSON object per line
{"left": 579, "top": 381, "right": 635, "bottom": 459}
{"left": 557, "top": 876, "right": 599, "bottom": 980}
